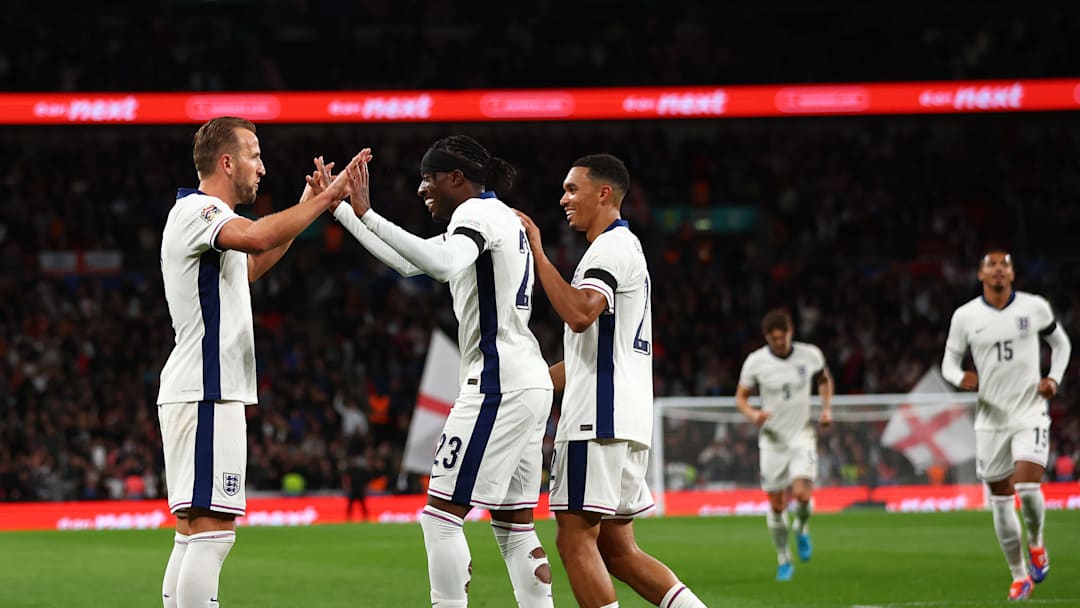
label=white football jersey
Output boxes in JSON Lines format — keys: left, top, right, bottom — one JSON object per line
{"left": 158, "top": 189, "right": 257, "bottom": 405}
{"left": 445, "top": 193, "right": 552, "bottom": 394}
{"left": 558, "top": 220, "right": 654, "bottom": 447}
{"left": 945, "top": 291, "right": 1056, "bottom": 430}
{"left": 737, "top": 342, "right": 827, "bottom": 447}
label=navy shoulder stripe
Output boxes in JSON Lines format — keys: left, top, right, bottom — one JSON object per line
{"left": 584, "top": 268, "right": 618, "bottom": 292}
{"left": 1039, "top": 320, "right": 1057, "bottom": 338}
{"left": 453, "top": 227, "right": 485, "bottom": 254}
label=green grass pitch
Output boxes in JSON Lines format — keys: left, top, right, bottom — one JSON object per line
{"left": 2, "top": 510, "right": 1079, "bottom": 606}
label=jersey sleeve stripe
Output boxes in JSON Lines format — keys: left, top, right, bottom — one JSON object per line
{"left": 578, "top": 280, "right": 615, "bottom": 309}
{"left": 452, "top": 226, "right": 486, "bottom": 254}
{"left": 209, "top": 216, "right": 238, "bottom": 252}
{"left": 583, "top": 268, "right": 618, "bottom": 292}
{"left": 1039, "top": 320, "right": 1057, "bottom": 337}
{"left": 596, "top": 313, "right": 616, "bottom": 438}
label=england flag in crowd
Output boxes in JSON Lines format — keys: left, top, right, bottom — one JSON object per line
{"left": 881, "top": 368, "right": 976, "bottom": 471}
{"left": 403, "top": 330, "right": 461, "bottom": 474}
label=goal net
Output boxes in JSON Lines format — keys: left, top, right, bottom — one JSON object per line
{"left": 650, "top": 392, "right": 980, "bottom": 515}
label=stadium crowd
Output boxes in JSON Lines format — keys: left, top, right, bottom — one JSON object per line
{"left": 4, "top": 2, "right": 1079, "bottom": 92}
{"left": 1, "top": 113, "right": 1078, "bottom": 502}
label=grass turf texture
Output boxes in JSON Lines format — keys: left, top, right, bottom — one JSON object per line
{"left": 2, "top": 511, "right": 1079, "bottom": 607}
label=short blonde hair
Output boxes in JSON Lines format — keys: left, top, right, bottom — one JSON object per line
{"left": 192, "top": 116, "right": 256, "bottom": 178}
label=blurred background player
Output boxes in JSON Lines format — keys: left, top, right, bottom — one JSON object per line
{"left": 343, "top": 447, "right": 370, "bottom": 522}
{"left": 735, "top": 309, "right": 833, "bottom": 581}
{"left": 941, "top": 250, "right": 1072, "bottom": 600}
{"left": 516, "top": 154, "right": 707, "bottom": 608}
{"left": 318, "top": 136, "right": 555, "bottom": 607}
{"left": 158, "top": 116, "right": 363, "bottom": 608}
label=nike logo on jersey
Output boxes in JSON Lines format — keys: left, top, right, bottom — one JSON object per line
{"left": 974, "top": 326, "right": 989, "bottom": 333}
{"left": 431, "top": 474, "right": 447, "bottom": 479}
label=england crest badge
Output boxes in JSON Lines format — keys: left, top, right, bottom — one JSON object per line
{"left": 223, "top": 472, "right": 242, "bottom": 496}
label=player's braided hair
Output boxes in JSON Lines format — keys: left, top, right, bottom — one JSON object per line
{"left": 430, "top": 135, "right": 516, "bottom": 193}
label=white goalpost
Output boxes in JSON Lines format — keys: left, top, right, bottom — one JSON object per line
{"left": 650, "top": 392, "right": 980, "bottom": 515}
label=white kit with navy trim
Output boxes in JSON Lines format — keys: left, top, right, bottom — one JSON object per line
{"left": 738, "top": 342, "right": 827, "bottom": 448}
{"left": 158, "top": 188, "right": 257, "bottom": 405}
{"left": 558, "top": 219, "right": 654, "bottom": 447}
{"left": 444, "top": 194, "right": 553, "bottom": 396}
{"left": 944, "top": 291, "right": 1060, "bottom": 430}
{"left": 157, "top": 188, "right": 255, "bottom": 516}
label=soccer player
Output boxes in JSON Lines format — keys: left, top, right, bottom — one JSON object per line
{"left": 941, "top": 250, "right": 1071, "bottom": 601}
{"left": 158, "top": 116, "right": 365, "bottom": 608}
{"left": 516, "top": 154, "right": 707, "bottom": 608}
{"left": 734, "top": 309, "right": 833, "bottom": 581}
{"left": 326, "top": 136, "right": 555, "bottom": 607}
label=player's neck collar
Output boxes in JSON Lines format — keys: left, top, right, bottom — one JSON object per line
{"left": 478, "top": 191, "right": 497, "bottom": 199}
{"left": 602, "top": 218, "right": 629, "bottom": 233}
{"left": 768, "top": 345, "right": 794, "bottom": 360}
{"left": 980, "top": 290, "right": 1016, "bottom": 310}
{"left": 177, "top": 187, "right": 207, "bottom": 199}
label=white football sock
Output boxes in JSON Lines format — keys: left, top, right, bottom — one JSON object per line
{"left": 767, "top": 509, "right": 791, "bottom": 564}
{"left": 990, "top": 494, "right": 1027, "bottom": 581}
{"left": 793, "top": 499, "right": 812, "bottom": 535}
{"left": 162, "top": 532, "right": 189, "bottom": 608}
{"left": 421, "top": 506, "right": 471, "bottom": 607}
{"left": 1015, "top": 482, "right": 1045, "bottom": 548}
{"left": 176, "top": 530, "right": 235, "bottom": 608}
{"left": 659, "top": 582, "right": 707, "bottom": 608}
{"left": 599, "top": 603, "right": 619, "bottom": 608}
{"left": 490, "top": 520, "right": 553, "bottom": 608}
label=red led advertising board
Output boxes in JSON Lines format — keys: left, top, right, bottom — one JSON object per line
{"left": 1, "top": 79, "right": 1077, "bottom": 125}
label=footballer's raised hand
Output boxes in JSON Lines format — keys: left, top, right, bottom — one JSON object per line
{"left": 513, "top": 209, "right": 543, "bottom": 255}
{"left": 348, "top": 150, "right": 373, "bottom": 218}
{"left": 310, "top": 150, "right": 371, "bottom": 204}
{"left": 302, "top": 159, "right": 335, "bottom": 206}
